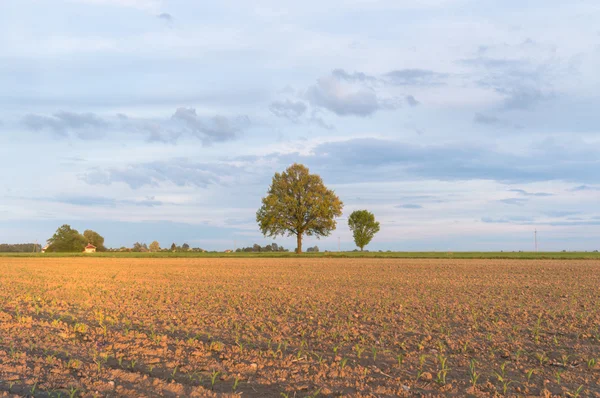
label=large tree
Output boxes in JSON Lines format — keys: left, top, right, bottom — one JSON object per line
{"left": 47, "top": 224, "right": 87, "bottom": 252}
{"left": 348, "top": 210, "right": 380, "bottom": 251}
{"left": 83, "top": 230, "right": 106, "bottom": 251}
{"left": 256, "top": 163, "right": 343, "bottom": 253}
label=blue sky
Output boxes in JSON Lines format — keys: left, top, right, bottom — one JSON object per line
{"left": 1, "top": 0, "right": 599, "bottom": 251}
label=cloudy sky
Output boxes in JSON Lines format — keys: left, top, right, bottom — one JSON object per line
{"left": 1, "top": 0, "right": 599, "bottom": 251}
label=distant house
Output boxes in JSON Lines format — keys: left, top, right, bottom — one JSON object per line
{"left": 224, "top": 249, "right": 232, "bottom": 253}
{"left": 84, "top": 244, "right": 97, "bottom": 253}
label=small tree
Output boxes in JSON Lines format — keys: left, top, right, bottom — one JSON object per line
{"left": 47, "top": 225, "right": 87, "bottom": 252}
{"left": 170, "top": 243, "right": 177, "bottom": 252}
{"left": 182, "top": 243, "right": 190, "bottom": 251}
{"left": 348, "top": 210, "right": 380, "bottom": 251}
{"left": 149, "top": 241, "right": 160, "bottom": 252}
{"left": 257, "top": 163, "right": 343, "bottom": 253}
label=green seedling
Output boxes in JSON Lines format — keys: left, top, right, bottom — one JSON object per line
{"left": 340, "top": 357, "right": 348, "bottom": 369}
{"left": 469, "top": 359, "right": 480, "bottom": 387}
{"left": 567, "top": 385, "right": 585, "bottom": 398}
{"left": 211, "top": 370, "right": 220, "bottom": 390}
{"left": 526, "top": 368, "right": 535, "bottom": 383}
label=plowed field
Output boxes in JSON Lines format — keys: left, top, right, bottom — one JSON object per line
{"left": 0, "top": 258, "right": 599, "bottom": 397}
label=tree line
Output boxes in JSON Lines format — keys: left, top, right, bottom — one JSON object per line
{"left": 35, "top": 163, "right": 380, "bottom": 254}
{"left": 0, "top": 243, "right": 42, "bottom": 253}
{"left": 235, "top": 243, "right": 288, "bottom": 252}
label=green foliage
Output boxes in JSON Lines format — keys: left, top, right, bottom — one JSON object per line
{"left": 149, "top": 241, "right": 160, "bottom": 252}
{"left": 83, "top": 229, "right": 106, "bottom": 251}
{"left": 256, "top": 163, "right": 343, "bottom": 253}
{"left": 348, "top": 210, "right": 380, "bottom": 251}
{"left": 47, "top": 224, "right": 87, "bottom": 252}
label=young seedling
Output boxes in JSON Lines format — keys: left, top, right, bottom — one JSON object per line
{"left": 567, "top": 385, "right": 585, "bottom": 398}
{"left": 68, "top": 387, "right": 78, "bottom": 398}
{"left": 554, "top": 369, "right": 564, "bottom": 384}
{"left": 587, "top": 358, "right": 597, "bottom": 370}
{"left": 535, "top": 352, "right": 548, "bottom": 366}
{"left": 396, "top": 353, "right": 404, "bottom": 367}
{"left": 232, "top": 376, "right": 241, "bottom": 392}
{"left": 340, "top": 357, "right": 349, "bottom": 370}
{"left": 494, "top": 362, "right": 513, "bottom": 395}
{"left": 210, "top": 370, "right": 220, "bottom": 390}
{"left": 313, "top": 352, "right": 324, "bottom": 365}
{"left": 333, "top": 344, "right": 341, "bottom": 356}
{"left": 526, "top": 368, "right": 535, "bottom": 383}
{"left": 436, "top": 354, "right": 450, "bottom": 385}
{"left": 469, "top": 359, "right": 480, "bottom": 388}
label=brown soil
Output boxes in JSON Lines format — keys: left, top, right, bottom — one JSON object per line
{"left": 0, "top": 258, "right": 599, "bottom": 397}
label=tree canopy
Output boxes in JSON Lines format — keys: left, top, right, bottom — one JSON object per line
{"left": 47, "top": 224, "right": 87, "bottom": 252}
{"left": 348, "top": 210, "right": 380, "bottom": 251}
{"left": 256, "top": 163, "right": 343, "bottom": 253}
{"left": 83, "top": 230, "right": 106, "bottom": 251}
{"left": 149, "top": 241, "right": 160, "bottom": 252}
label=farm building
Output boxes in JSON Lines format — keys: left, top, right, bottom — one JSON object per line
{"left": 84, "top": 244, "right": 96, "bottom": 253}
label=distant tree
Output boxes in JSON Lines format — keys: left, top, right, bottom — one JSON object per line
{"left": 256, "top": 163, "right": 343, "bottom": 253}
{"left": 132, "top": 242, "right": 148, "bottom": 252}
{"left": 170, "top": 243, "right": 177, "bottom": 252}
{"left": 253, "top": 243, "right": 262, "bottom": 252}
{"left": 149, "top": 241, "right": 160, "bottom": 252}
{"left": 182, "top": 243, "right": 190, "bottom": 251}
{"left": 83, "top": 230, "right": 106, "bottom": 251}
{"left": 348, "top": 210, "right": 380, "bottom": 251}
{"left": 47, "top": 225, "right": 87, "bottom": 252}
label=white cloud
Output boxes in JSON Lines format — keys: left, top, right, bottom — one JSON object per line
{"left": 68, "top": 0, "right": 162, "bottom": 12}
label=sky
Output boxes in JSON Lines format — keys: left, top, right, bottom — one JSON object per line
{"left": 1, "top": 0, "right": 599, "bottom": 251}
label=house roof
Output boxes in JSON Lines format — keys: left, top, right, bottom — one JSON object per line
{"left": 85, "top": 244, "right": 96, "bottom": 249}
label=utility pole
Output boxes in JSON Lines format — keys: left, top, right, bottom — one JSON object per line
{"left": 338, "top": 236, "right": 341, "bottom": 252}
{"left": 534, "top": 229, "right": 538, "bottom": 252}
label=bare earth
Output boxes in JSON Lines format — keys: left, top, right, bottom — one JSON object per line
{"left": 0, "top": 258, "right": 599, "bottom": 397}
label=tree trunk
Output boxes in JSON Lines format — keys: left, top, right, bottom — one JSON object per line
{"left": 296, "top": 233, "right": 302, "bottom": 254}
{"left": 360, "top": 247, "right": 364, "bottom": 251}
